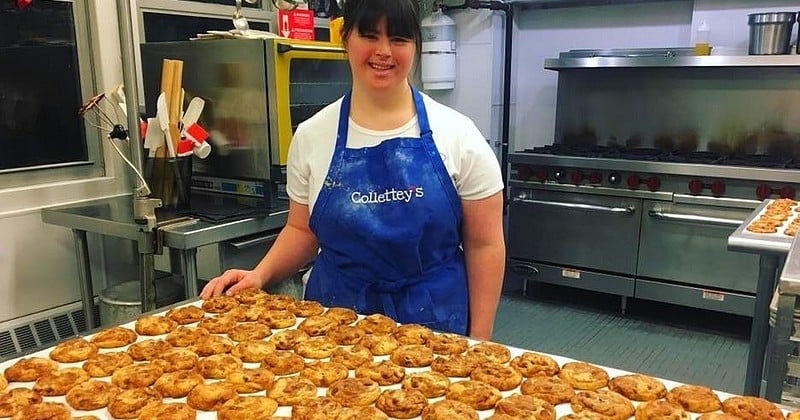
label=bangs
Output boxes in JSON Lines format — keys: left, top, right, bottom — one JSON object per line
{"left": 346, "top": 0, "right": 419, "bottom": 41}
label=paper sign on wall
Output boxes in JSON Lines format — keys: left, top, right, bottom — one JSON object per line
{"left": 277, "top": 8, "right": 315, "bottom": 40}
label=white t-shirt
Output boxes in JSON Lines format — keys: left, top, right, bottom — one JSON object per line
{"left": 286, "top": 92, "right": 504, "bottom": 213}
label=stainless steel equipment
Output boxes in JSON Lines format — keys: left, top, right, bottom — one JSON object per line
{"left": 748, "top": 12, "right": 797, "bottom": 55}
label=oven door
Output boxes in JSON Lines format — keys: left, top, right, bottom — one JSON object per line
{"left": 508, "top": 188, "right": 642, "bottom": 275}
{"left": 638, "top": 200, "right": 759, "bottom": 293}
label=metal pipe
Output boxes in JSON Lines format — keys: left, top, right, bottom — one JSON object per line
{"left": 115, "top": 0, "right": 145, "bottom": 185}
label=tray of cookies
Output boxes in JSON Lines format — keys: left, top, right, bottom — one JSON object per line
{"left": 745, "top": 198, "right": 799, "bottom": 237}
{"left": 0, "top": 289, "right": 797, "bottom": 419}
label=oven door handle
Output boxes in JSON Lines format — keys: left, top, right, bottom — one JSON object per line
{"left": 228, "top": 233, "right": 279, "bottom": 249}
{"left": 513, "top": 198, "right": 636, "bottom": 215}
{"left": 511, "top": 263, "right": 539, "bottom": 275}
{"left": 276, "top": 43, "right": 345, "bottom": 54}
{"left": 647, "top": 210, "right": 743, "bottom": 227}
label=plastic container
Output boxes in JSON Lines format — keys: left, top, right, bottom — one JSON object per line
{"left": 694, "top": 20, "right": 711, "bottom": 56}
{"left": 420, "top": 10, "right": 457, "bottom": 90}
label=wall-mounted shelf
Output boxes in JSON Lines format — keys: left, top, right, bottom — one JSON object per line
{"left": 545, "top": 52, "right": 800, "bottom": 70}
{"left": 510, "top": 0, "right": 680, "bottom": 9}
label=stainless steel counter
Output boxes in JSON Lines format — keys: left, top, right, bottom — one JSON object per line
{"left": 41, "top": 195, "right": 288, "bottom": 330}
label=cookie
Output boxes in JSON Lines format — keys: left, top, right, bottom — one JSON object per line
{"left": 201, "top": 295, "right": 238, "bottom": 313}
{"left": 197, "top": 314, "right": 237, "bottom": 334}
{"left": 338, "top": 406, "right": 389, "bottom": 420}
{"left": 134, "top": 315, "right": 178, "bottom": 336}
{"left": 229, "top": 304, "right": 266, "bottom": 322}
{"left": 375, "top": 388, "right": 428, "bottom": 419}
{"left": 49, "top": 337, "right": 98, "bottom": 363}
{"left": 430, "top": 354, "right": 479, "bottom": 377}
{"left": 107, "top": 387, "right": 162, "bottom": 419}
{"left": 0, "top": 376, "right": 5, "bottom": 392}
{"left": 186, "top": 381, "right": 238, "bottom": 411}
{"left": 197, "top": 353, "right": 243, "bottom": 379}
{"left": 391, "top": 344, "right": 434, "bottom": 367}
{"left": 356, "top": 313, "right": 397, "bottom": 335}
{"left": 330, "top": 345, "right": 373, "bottom": 369}
{"left": 10, "top": 401, "right": 69, "bottom": 420}
{"left": 230, "top": 287, "right": 268, "bottom": 304}
{"left": 697, "top": 413, "right": 747, "bottom": 419}
{"left": 137, "top": 402, "right": 196, "bottom": 420}
{"left": 721, "top": 395, "right": 783, "bottom": 419}
{"left": 65, "top": 379, "right": 118, "bottom": 410}
{"left": 359, "top": 334, "right": 400, "bottom": 356}
{"left": 558, "top": 362, "right": 609, "bottom": 390}
{"left": 466, "top": 341, "right": 511, "bottom": 364}
{"left": 300, "top": 361, "right": 349, "bottom": 387}
{"left": 82, "top": 351, "right": 134, "bottom": 377}
{"left": 327, "top": 377, "right": 382, "bottom": 407}
{"left": 635, "top": 399, "right": 690, "bottom": 420}
{"left": 127, "top": 339, "right": 173, "bottom": 361}
{"left": 324, "top": 307, "right": 359, "bottom": 325}
{"left": 267, "top": 376, "right": 317, "bottom": 406}
{"left": 157, "top": 348, "right": 199, "bottom": 372}
{"left": 165, "top": 326, "right": 210, "bottom": 347}
{"left": 33, "top": 367, "right": 89, "bottom": 396}
{"left": 153, "top": 369, "right": 205, "bottom": 398}
{"left": 427, "top": 333, "right": 468, "bottom": 355}
{"left": 510, "top": 352, "right": 560, "bottom": 377}
{"left": 165, "top": 305, "right": 205, "bottom": 324}
{"left": 271, "top": 328, "right": 310, "bottom": 350}
{"left": 260, "top": 310, "right": 298, "bottom": 329}
{"left": 292, "top": 396, "right": 343, "bottom": 420}
{"left": 571, "top": 390, "right": 635, "bottom": 420}
{"left": 218, "top": 396, "right": 279, "bottom": 420}
{"left": 294, "top": 336, "right": 339, "bottom": 359}
{"left": 299, "top": 315, "right": 339, "bottom": 336}
{"left": 608, "top": 374, "right": 667, "bottom": 401}
{"left": 226, "top": 367, "right": 275, "bottom": 394}
{"left": 228, "top": 322, "right": 272, "bottom": 342}
{"left": 327, "top": 324, "right": 367, "bottom": 346}
{"left": 0, "top": 388, "right": 43, "bottom": 417}
{"left": 260, "top": 350, "right": 305, "bottom": 375}
{"left": 445, "top": 379, "right": 502, "bottom": 410}
{"left": 470, "top": 362, "right": 523, "bottom": 391}
{"left": 289, "top": 300, "right": 326, "bottom": 317}
{"left": 257, "top": 293, "right": 296, "bottom": 310}
{"left": 232, "top": 339, "right": 277, "bottom": 363}
{"left": 520, "top": 376, "right": 576, "bottom": 405}
{"left": 111, "top": 362, "right": 164, "bottom": 389}
{"left": 89, "top": 326, "right": 138, "bottom": 348}
{"left": 355, "top": 360, "right": 405, "bottom": 385}
{"left": 402, "top": 371, "right": 450, "bottom": 398}
{"left": 666, "top": 384, "right": 722, "bottom": 413}
{"left": 421, "top": 399, "right": 478, "bottom": 420}
{"left": 394, "top": 323, "right": 434, "bottom": 345}
{"left": 4, "top": 357, "right": 58, "bottom": 382}
{"left": 494, "top": 394, "right": 556, "bottom": 420}
{"left": 189, "top": 334, "right": 235, "bottom": 356}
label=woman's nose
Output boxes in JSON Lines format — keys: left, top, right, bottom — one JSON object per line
{"left": 375, "top": 36, "right": 392, "bottom": 56}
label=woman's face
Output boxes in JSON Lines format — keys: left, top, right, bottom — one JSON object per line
{"left": 344, "top": 17, "right": 416, "bottom": 93}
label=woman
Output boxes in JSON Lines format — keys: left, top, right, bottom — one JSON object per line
{"left": 201, "top": 0, "right": 505, "bottom": 340}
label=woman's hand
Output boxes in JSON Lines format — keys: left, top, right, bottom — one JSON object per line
{"left": 199, "top": 269, "right": 264, "bottom": 299}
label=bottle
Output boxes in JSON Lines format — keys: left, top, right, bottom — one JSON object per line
{"left": 327, "top": 0, "right": 343, "bottom": 44}
{"left": 695, "top": 20, "right": 711, "bottom": 56}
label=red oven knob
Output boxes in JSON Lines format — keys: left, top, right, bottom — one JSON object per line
{"left": 646, "top": 176, "right": 661, "bottom": 191}
{"left": 517, "top": 165, "right": 531, "bottom": 181}
{"left": 710, "top": 180, "right": 725, "bottom": 197}
{"left": 780, "top": 186, "right": 796, "bottom": 199}
{"left": 570, "top": 170, "right": 584, "bottom": 184}
{"left": 756, "top": 183, "right": 772, "bottom": 200}
{"left": 627, "top": 174, "right": 640, "bottom": 189}
{"left": 688, "top": 179, "right": 704, "bottom": 195}
{"left": 588, "top": 171, "right": 602, "bottom": 185}
{"left": 534, "top": 168, "right": 547, "bottom": 182}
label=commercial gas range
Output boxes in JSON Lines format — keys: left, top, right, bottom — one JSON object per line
{"left": 506, "top": 145, "right": 800, "bottom": 316}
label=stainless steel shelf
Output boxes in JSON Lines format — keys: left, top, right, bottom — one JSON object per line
{"left": 545, "top": 54, "right": 800, "bottom": 69}
{"left": 510, "top": 0, "right": 669, "bottom": 8}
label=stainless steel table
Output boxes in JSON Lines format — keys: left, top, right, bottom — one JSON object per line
{"left": 767, "top": 237, "right": 800, "bottom": 404}
{"left": 41, "top": 195, "right": 289, "bottom": 331}
{"left": 728, "top": 199, "right": 795, "bottom": 398}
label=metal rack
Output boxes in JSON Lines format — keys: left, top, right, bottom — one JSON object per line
{"left": 765, "top": 236, "right": 800, "bottom": 404}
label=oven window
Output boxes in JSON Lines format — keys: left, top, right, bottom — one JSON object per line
{"left": 142, "top": 13, "right": 270, "bottom": 42}
{"left": 288, "top": 58, "right": 351, "bottom": 129}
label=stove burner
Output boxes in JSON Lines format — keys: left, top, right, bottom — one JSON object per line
{"left": 718, "top": 154, "right": 792, "bottom": 169}
{"left": 662, "top": 151, "right": 725, "bottom": 164}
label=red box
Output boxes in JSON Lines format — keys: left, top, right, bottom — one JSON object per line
{"left": 276, "top": 8, "right": 315, "bottom": 40}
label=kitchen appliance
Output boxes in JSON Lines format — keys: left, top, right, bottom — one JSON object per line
{"left": 506, "top": 48, "right": 800, "bottom": 317}
{"left": 140, "top": 38, "right": 350, "bottom": 210}
{"left": 748, "top": 12, "right": 796, "bottom": 55}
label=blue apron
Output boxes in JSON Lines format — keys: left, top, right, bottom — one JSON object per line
{"left": 306, "top": 87, "right": 468, "bottom": 335}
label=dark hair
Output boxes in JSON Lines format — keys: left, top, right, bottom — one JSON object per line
{"left": 341, "top": 0, "right": 422, "bottom": 57}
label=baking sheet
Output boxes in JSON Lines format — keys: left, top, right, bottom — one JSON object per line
{"left": 744, "top": 199, "right": 799, "bottom": 238}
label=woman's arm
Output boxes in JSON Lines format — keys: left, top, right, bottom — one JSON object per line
{"left": 461, "top": 191, "right": 506, "bottom": 340}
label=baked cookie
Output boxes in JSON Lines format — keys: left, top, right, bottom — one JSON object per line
{"left": 228, "top": 322, "right": 272, "bottom": 342}
{"left": 402, "top": 371, "right": 450, "bottom": 398}
{"left": 0, "top": 376, "right": 5, "bottom": 392}
{"left": 430, "top": 354, "right": 479, "bottom": 377}
{"left": 0, "top": 388, "right": 43, "bottom": 417}
{"left": 571, "top": 390, "right": 635, "bottom": 420}
{"left": 608, "top": 373, "right": 667, "bottom": 401}
{"left": 421, "top": 399, "right": 478, "bottom": 420}
{"left": 186, "top": 381, "right": 238, "bottom": 411}
{"left": 267, "top": 376, "right": 318, "bottom": 406}
{"left": 10, "top": 401, "right": 69, "bottom": 420}
{"left": 338, "top": 406, "right": 390, "bottom": 420}
{"left": 520, "top": 376, "right": 576, "bottom": 405}
{"left": 107, "top": 387, "right": 163, "bottom": 419}
{"left": 359, "top": 334, "right": 400, "bottom": 356}
{"left": 299, "top": 315, "right": 339, "bottom": 336}
{"left": 635, "top": 399, "right": 690, "bottom": 420}
{"left": 445, "top": 379, "right": 502, "bottom": 410}
{"left": 788, "top": 412, "right": 800, "bottom": 420}
{"left": 111, "top": 362, "right": 164, "bottom": 389}
{"left": 427, "top": 333, "right": 468, "bottom": 355}
{"left": 391, "top": 344, "right": 434, "bottom": 367}
{"left": 356, "top": 313, "right": 397, "bottom": 335}
{"left": 82, "top": 351, "right": 134, "bottom": 377}
{"left": 324, "top": 307, "right": 359, "bottom": 325}
{"left": 135, "top": 315, "right": 178, "bottom": 336}
{"left": 510, "top": 352, "right": 560, "bottom": 377}
{"left": 747, "top": 223, "right": 779, "bottom": 234}
{"left": 294, "top": 336, "right": 338, "bottom": 359}
{"left": 229, "top": 304, "right": 266, "bottom": 322}
{"left": 197, "top": 353, "right": 243, "bottom": 379}
{"left": 201, "top": 295, "right": 238, "bottom": 313}
{"left": 137, "top": 402, "right": 197, "bottom": 420}
{"left": 128, "top": 339, "right": 173, "bottom": 361}
{"left": 394, "top": 323, "right": 434, "bottom": 345}
{"left": 232, "top": 339, "right": 277, "bottom": 363}
{"left": 65, "top": 379, "right": 118, "bottom": 410}
{"left": 697, "top": 413, "right": 747, "bottom": 419}
{"left": 260, "top": 310, "right": 298, "bottom": 329}
{"left": 375, "top": 388, "right": 428, "bottom": 419}
{"left": 33, "top": 367, "right": 90, "bottom": 396}
{"left": 49, "top": 337, "right": 98, "bottom": 363}
{"left": 189, "top": 334, "right": 235, "bottom": 356}
{"left": 157, "top": 348, "right": 199, "bottom": 372}
{"left": 721, "top": 395, "right": 783, "bottom": 419}
{"left": 258, "top": 293, "right": 297, "bottom": 311}
{"left": 226, "top": 367, "right": 276, "bottom": 394}
{"left": 327, "top": 377, "right": 382, "bottom": 407}
{"left": 300, "top": 361, "right": 349, "bottom": 387}
{"left": 327, "top": 324, "right": 367, "bottom": 345}
{"left": 89, "top": 326, "right": 138, "bottom": 348}
{"left": 260, "top": 350, "right": 305, "bottom": 375}
{"left": 218, "top": 396, "right": 279, "bottom": 420}
{"left": 4, "top": 357, "right": 58, "bottom": 382}
{"left": 466, "top": 341, "right": 511, "bottom": 364}
{"left": 197, "top": 314, "right": 237, "bottom": 334}
{"left": 271, "top": 328, "right": 310, "bottom": 350}
{"left": 470, "top": 362, "right": 523, "bottom": 391}
{"left": 494, "top": 394, "right": 556, "bottom": 420}
{"left": 330, "top": 345, "right": 373, "bottom": 369}
{"left": 153, "top": 369, "right": 204, "bottom": 398}
{"left": 289, "top": 300, "right": 326, "bottom": 317}
{"left": 666, "top": 384, "right": 722, "bottom": 413}
{"left": 558, "top": 362, "right": 609, "bottom": 390}
{"left": 292, "top": 396, "right": 343, "bottom": 420}
{"left": 230, "top": 287, "right": 268, "bottom": 304}
{"left": 356, "top": 360, "right": 405, "bottom": 385}
{"left": 165, "top": 305, "right": 205, "bottom": 324}
{"left": 165, "top": 325, "right": 210, "bottom": 347}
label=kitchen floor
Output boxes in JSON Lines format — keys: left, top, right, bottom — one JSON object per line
{"left": 493, "top": 283, "right": 751, "bottom": 394}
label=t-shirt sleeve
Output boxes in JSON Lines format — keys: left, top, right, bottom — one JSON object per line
{"left": 456, "top": 119, "right": 505, "bottom": 201}
{"left": 285, "top": 125, "right": 310, "bottom": 205}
